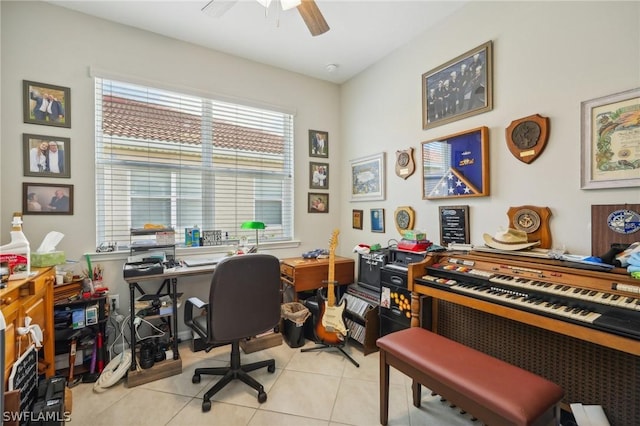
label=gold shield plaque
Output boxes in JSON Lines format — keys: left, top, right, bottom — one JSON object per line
{"left": 505, "top": 114, "right": 549, "bottom": 164}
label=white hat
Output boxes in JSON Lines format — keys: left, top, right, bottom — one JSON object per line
{"left": 482, "top": 228, "right": 540, "bottom": 251}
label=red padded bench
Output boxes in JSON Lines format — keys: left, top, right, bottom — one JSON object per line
{"left": 377, "top": 327, "right": 564, "bottom": 426}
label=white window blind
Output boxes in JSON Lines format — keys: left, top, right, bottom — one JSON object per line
{"left": 95, "top": 78, "right": 294, "bottom": 247}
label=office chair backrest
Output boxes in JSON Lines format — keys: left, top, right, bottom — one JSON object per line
{"left": 208, "top": 254, "right": 281, "bottom": 342}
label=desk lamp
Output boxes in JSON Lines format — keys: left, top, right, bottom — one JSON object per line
{"left": 240, "top": 221, "right": 265, "bottom": 252}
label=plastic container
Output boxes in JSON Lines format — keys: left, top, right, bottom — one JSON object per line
{"left": 0, "top": 213, "right": 30, "bottom": 280}
{"left": 192, "top": 225, "right": 200, "bottom": 247}
{"left": 281, "top": 302, "right": 310, "bottom": 348}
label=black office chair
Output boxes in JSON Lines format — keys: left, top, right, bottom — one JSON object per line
{"left": 184, "top": 254, "right": 281, "bottom": 412}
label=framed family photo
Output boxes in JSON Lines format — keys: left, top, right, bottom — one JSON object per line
{"left": 580, "top": 87, "right": 640, "bottom": 189}
{"left": 309, "top": 162, "right": 329, "bottom": 189}
{"left": 309, "top": 130, "right": 329, "bottom": 158}
{"left": 370, "top": 208, "right": 385, "bottom": 233}
{"left": 308, "top": 193, "right": 329, "bottom": 213}
{"left": 350, "top": 152, "right": 386, "bottom": 202}
{"left": 422, "top": 41, "right": 493, "bottom": 130}
{"left": 23, "top": 183, "right": 74, "bottom": 215}
{"left": 23, "top": 80, "right": 71, "bottom": 128}
{"left": 23, "top": 134, "right": 71, "bottom": 178}
{"left": 422, "top": 126, "right": 489, "bottom": 200}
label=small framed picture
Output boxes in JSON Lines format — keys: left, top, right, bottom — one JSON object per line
{"left": 23, "top": 80, "right": 71, "bottom": 128}
{"left": 352, "top": 209, "right": 364, "bottom": 230}
{"left": 23, "top": 134, "right": 71, "bottom": 178}
{"left": 309, "top": 162, "right": 329, "bottom": 189}
{"left": 309, "top": 130, "right": 329, "bottom": 158}
{"left": 308, "top": 192, "right": 329, "bottom": 213}
{"left": 370, "top": 208, "right": 385, "bottom": 233}
{"left": 23, "top": 183, "right": 74, "bottom": 215}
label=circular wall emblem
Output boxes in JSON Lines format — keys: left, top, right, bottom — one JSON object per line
{"left": 607, "top": 209, "right": 640, "bottom": 234}
{"left": 513, "top": 208, "right": 541, "bottom": 234}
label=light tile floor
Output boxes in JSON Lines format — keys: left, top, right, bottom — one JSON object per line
{"left": 68, "top": 338, "right": 478, "bottom": 426}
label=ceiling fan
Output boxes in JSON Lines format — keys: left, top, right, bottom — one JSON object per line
{"left": 202, "top": 0, "right": 330, "bottom": 36}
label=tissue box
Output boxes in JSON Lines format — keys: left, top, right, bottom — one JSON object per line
{"left": 402, "top": 230, "right": 426, "bottom": 241}
{"left": 31, "top": 251, "right": 66, "bottom": 267}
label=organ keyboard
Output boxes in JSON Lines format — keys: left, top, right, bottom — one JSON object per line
{"left": 407, "top": 250, "right": 640, "bottom": 356}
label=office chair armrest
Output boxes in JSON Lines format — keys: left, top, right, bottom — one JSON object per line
{"left": 184, "top": 297, "right": 208, "bottom": 330}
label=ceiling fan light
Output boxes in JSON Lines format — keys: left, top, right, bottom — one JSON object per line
{"left": 256, "top": 0, "right": 273, "bottom": 8}
{"left": 280, "top": 0, "right": 302, "bottom": 11}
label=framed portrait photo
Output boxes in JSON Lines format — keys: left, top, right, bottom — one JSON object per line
{"left": 23, "top": 183, "right": 73, "bottom": 215}
{"left": 581, "top": 87, "right": 640, "bottom": 189}
{"left": 350, "top": 152, "right": 386, "bottom": 202}
{"left": 422, "top": 126, "right": 489, "bottom": 200}
{"left": 309, "top": 162, "right": 329, "bottom": 189}
{"left": 422, "top": 41, "right": 493, "bottom": 130}
{"left": 352, "top": 209, "right": 363, "bottom": 230}
{"left": 370, "top": 208, "right": 385, "bottom": 233}
{"left": 23, "top": 134, "right": 71, "bottom": 178}
{"left": 23, "top": 80, "right": 71, "bottom": 128}
{"left": 308, "top": 192, "right": 329, "bottom": 213}
{"left": 309, "top": 130, "right": 329, "bottom": 158}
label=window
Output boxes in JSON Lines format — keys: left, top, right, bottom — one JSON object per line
{"left": 95, "top": 78, "right": 294, "bottom": 247}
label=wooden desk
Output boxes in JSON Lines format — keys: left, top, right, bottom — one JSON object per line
{"left": 280, "top": 256, "right": 355, "bottom": 300}
{"left": 1, "top": 267, "right": 55, "bottom": 389}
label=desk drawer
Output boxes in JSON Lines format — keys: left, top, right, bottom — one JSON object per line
{"left": 381, "top": 268, "right": 408, "bottom": 288}
{"left": 281, "top": 263, "right": 294, "bottom": 279}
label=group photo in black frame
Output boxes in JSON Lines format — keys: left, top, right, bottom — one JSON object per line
{"left": 23, "top": 133, "right": 71, "bottom": 178}
{"left": 422, "top": 41, "right": 493, "bottom": 130}
{"left": 23, "top": 80, "right": 71, "bottom": 128}
{"left": 23, "top": 182, "right": 74, "bottom": 215}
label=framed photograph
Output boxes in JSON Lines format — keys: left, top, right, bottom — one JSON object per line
{"left": 422, "top": 41, "right": 493, "bottom": 130}
{"left": 309, "top": 162, "right": 329, "bottom": 189}
{"left": 581, "top": 87, "right": 640, "bottom": 189}
{"left": 308, "top": 193, "right": 329, "bottom": 213}
{"left": 370, "top": 208, "right": 385, "bottom": 233}
{"left": 23, "top": 183, "right": 74, "bottom": 215}
{"left": 309, "top": 130, "right": 329, "bottom": 158}
{"left": 23, "top": 134, "right": 71, "bottom": 178}
{"left": 350, "top": 152, "right": 386, "bottom": 202}
{"left": 352, "top": 209, "right": 364, "bottom": 230}
{"left": 422, "top": 126, "right": 489, "bottom": 200}
{"left": 439, "top": 205, "right": 470, "bottom": 247}
{"left": 23, "top": 80, "right": 71, "bottom": 128}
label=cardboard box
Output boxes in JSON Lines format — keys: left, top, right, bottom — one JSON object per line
{"left": 31, "top": 251, "right": 66, "bottom": 267}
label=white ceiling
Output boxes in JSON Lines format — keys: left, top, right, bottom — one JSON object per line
{"left": 46, "top": 0, "right": 466, "bottom": 84}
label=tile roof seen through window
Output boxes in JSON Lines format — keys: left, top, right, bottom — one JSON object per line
{"left": 102, "top": 95, "right": 284, "bottom": 154}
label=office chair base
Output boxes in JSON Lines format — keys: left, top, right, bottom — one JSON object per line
{"left": 193, "top": 341, "right": 275, "bottom": 412}
{"left": 301, "top": 343, "right": 360, "bottom": 368}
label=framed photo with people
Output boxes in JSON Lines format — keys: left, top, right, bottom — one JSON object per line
{"left": 307, "top": 193, "right": 329, "bottom": 213}
{"left": 23, "top": 134, "right": 71, "bottom": 178}
{"left": 309, "top": 130, "right": 329, "bottom": 158}
{"left": 22, "top": 183, "right": 74, "bottom": 215}
{"left": 23, "top": 80, "right": 71, "bottom": 128}
{"left": 309, "top": 162, "right": 329, "bottom": 189}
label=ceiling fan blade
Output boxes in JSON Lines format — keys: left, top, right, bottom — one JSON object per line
{"left": 297, "top": 0, "right": 329, "bottom": 36}
{"left": 201, "top": 0, "right": 238, "bottom": 18}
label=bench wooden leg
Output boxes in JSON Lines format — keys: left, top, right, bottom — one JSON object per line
{"left": 380, "top": 350, "right": 389, "bottom": 426}
{"left": 412, "top": 380, "right": 421, "bottom": 408}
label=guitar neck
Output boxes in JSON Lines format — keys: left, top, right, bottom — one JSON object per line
{"left": 327, "top": 229, "right": 339, "bottom": 307}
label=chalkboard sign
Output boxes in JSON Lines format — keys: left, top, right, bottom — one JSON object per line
{"left": 439, "top": 205, "right": 470, "bottom": 246}
{"left": 9, "top": 344, "right": 38, "bottom": 418}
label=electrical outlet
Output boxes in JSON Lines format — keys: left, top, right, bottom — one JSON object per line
{"left": 110, "top": 294, "right": 119, "bottom": 311}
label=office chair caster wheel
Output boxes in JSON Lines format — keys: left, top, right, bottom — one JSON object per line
{"left": 267, "top": 364, "right": 275, "bottom": 373}
{"left": 202, "top": 400, "right": 211, "bottom": 412}
{"left": 192, "top": 374, "right": 201, "bottom": 384}
{"left": 257, "top": 391, "right": 267, "bottom": 403}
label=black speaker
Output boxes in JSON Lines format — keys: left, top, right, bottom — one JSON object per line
{"left": 357, "top": 252, "right": 387, "bottom": 292}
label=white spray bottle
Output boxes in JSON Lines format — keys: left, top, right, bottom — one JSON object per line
{"left": 0, "top": 212, "right": 31, "bottom": 280}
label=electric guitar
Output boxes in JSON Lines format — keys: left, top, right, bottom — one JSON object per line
{"left": 314, "top": 229, "right": 348, "bottom": 345}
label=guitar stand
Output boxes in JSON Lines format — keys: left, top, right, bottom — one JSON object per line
{"left": 301, "top": 342, "right": 360, "bottom": 368}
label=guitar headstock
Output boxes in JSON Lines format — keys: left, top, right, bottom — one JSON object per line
{"left": 329, "top": 229, "right": 340, "bottom": 255}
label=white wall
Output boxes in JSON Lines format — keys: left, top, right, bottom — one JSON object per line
{"left": 339, "top": 1, "right": 640, "bottom": 256}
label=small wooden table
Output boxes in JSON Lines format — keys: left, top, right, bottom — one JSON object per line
{"left": 280, "top": 256, "right": 355, "bottom": 300}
